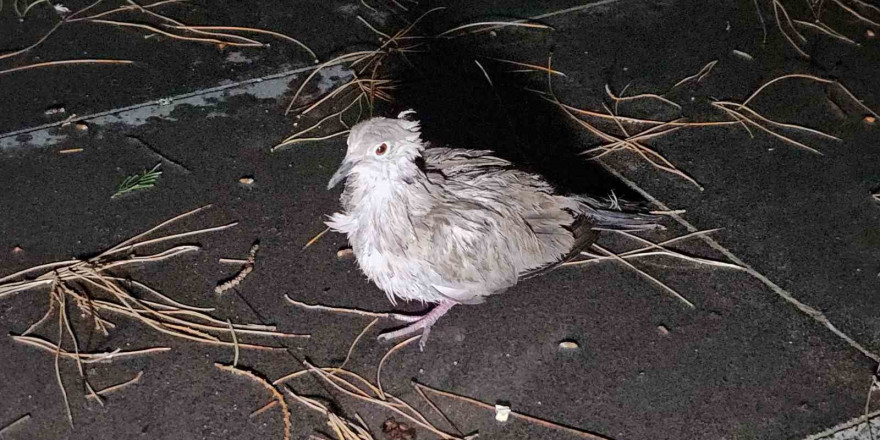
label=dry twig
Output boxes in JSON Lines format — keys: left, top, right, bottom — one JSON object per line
{"left": 216, "top": 363, "right": 291, "bottom": 440}
{"left": 86, "top": 371, "right": 145, "bottom": 399}
{"left": 768, "top": 0, "right": 878, "bottom": 57}
{"left": 275, "top": 10, "right": 555, "bottom": 152}
{"left": 1, "top": 0, "right": 316, "bottom": 80}
{"left": 376, "top": 335, "right": 419, "bottom": 399}
{"left": 0, "top": 207, "right": 304, "bottom": 426}
{"left": 0, "top": 59, "right": 133, "bottom": 76}
{"left": 303, "top": 227, "right": 331, "bottom": 250}
{"left": 284, "top": 295, "right": 392, "bottom": 319}
{"left": 541, "top": 59, "right": 876, "bottom": 188}
{"left": 592, "top": 243, "right": 695, "bottom": 308}
{"left": 285, "top": 387, "right": 377, "bottom": 440}
{"left": 564, "top": 229, "right": 743, "bottom": 271}
{"left": 414, "top": 381, "right": 615, "bottom": 440}
{"left": 299, "top": 360, "right": 462, "bottom": 439}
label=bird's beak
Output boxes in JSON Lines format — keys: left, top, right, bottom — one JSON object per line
{"left": 327, "top": 158, "right": 355, "bottom": 190}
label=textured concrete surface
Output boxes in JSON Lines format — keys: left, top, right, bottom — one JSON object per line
{"left": 804, "top": 411, "right": 880, "bottom": 440}
{"left": 1, "top": 1, "right": 880, "bottom": 439}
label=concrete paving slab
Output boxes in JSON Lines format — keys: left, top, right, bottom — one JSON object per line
{"left": 1, "top": 1, "right": 879, "bottom": 439}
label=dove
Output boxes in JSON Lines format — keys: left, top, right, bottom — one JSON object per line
{"left": 326, "top": 110, "right": 659, "bottom": 349}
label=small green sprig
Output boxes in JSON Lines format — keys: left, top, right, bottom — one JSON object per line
{"left": 112, "top": 163, "right": 162, "bottom": 199}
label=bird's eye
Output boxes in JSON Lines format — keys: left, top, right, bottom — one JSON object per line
{"left": 375, "top": 143, "right": 388, "bottom": 156}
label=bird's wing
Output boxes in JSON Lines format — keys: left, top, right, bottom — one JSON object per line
{"left": 418, "top": 147, "right": 648, "bottom": 288}
{"left": 413, "top": 198, "right": 523, "bottom": 303}
{"left": 518, "top": 215, "right": 598, "bottom": 280}
{"left": 422, "top": 148, "right": 513, "bottom": 179}
{"left": 425, "top": 148, "right": 662, "bottom": 232}
{"left": 425, "top": 149, "right": 579, "bottom": 270}
{"left": 412, "top": 185, "right": 586, "bottom": 302}
{"left": 424, "top": 148, "right": 560, "bottom": 195}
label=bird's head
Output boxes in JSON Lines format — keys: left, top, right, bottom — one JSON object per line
{"left": 327, "top": 110, "right": 424, "bottom": 190}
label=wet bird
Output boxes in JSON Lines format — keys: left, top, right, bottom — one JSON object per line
{"left": 326, "top": 110, "right": 659, "bottom": 349}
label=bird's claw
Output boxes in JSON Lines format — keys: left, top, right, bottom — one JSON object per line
{"left": 418, "top": 328, "right": 431, "bottom": 351}
{"left": 387, "top": 312, "right": 423, "bottom": 323}
{"left": 378, "top": 301, "right": 455, "bottom": 350}
{"left": 377, "top": 326, "right": 431, "bottom": 351}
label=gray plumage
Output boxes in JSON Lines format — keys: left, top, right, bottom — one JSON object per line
{"left": 326, "top": 111, "right": 659, "bottom": 345}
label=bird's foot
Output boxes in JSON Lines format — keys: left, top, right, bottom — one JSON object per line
{"left": 379, "top": 301, "right": 456, "bottom": 351}
{"left": 386, "top": 312, "right": 424, "bottom": 323}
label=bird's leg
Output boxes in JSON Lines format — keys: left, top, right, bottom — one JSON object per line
{"left": 379, "top": 300, "right": 456, "bottom": 350}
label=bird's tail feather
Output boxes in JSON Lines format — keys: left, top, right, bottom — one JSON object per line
{"left": 574, "top": 196, "right": 664, "bottom": 231}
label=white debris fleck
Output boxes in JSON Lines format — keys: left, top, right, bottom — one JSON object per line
{"left": 53, "top": 4, "right": 71, "bottom": 15}
{"left": 44, "top": 106, "right": 66, "bottom": 116}
{"left": 495, "top": 405, "right": 511, "bottom": 422}
{"left": 732, "top": 50, "right": 754, "bottom": 61}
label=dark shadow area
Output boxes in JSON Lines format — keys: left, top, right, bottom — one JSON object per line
{"left": 387, "top": 37, "right": 646, "bottom": 204}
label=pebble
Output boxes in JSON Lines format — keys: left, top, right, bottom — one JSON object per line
{"left": 657, "top": 325, "right": 670, "bottom": 336}
{"left": 558, "top": 340, "right": 579, "bottom": 350}
{"left": 495, "top": 404, "right": 511, "bottom": 422}
{"left": 239, "top": 176, "right": 255, "bottom": 185}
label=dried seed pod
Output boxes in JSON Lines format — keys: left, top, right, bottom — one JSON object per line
{"left": 215, "top": 242, "right": 259, "bottom": 294}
